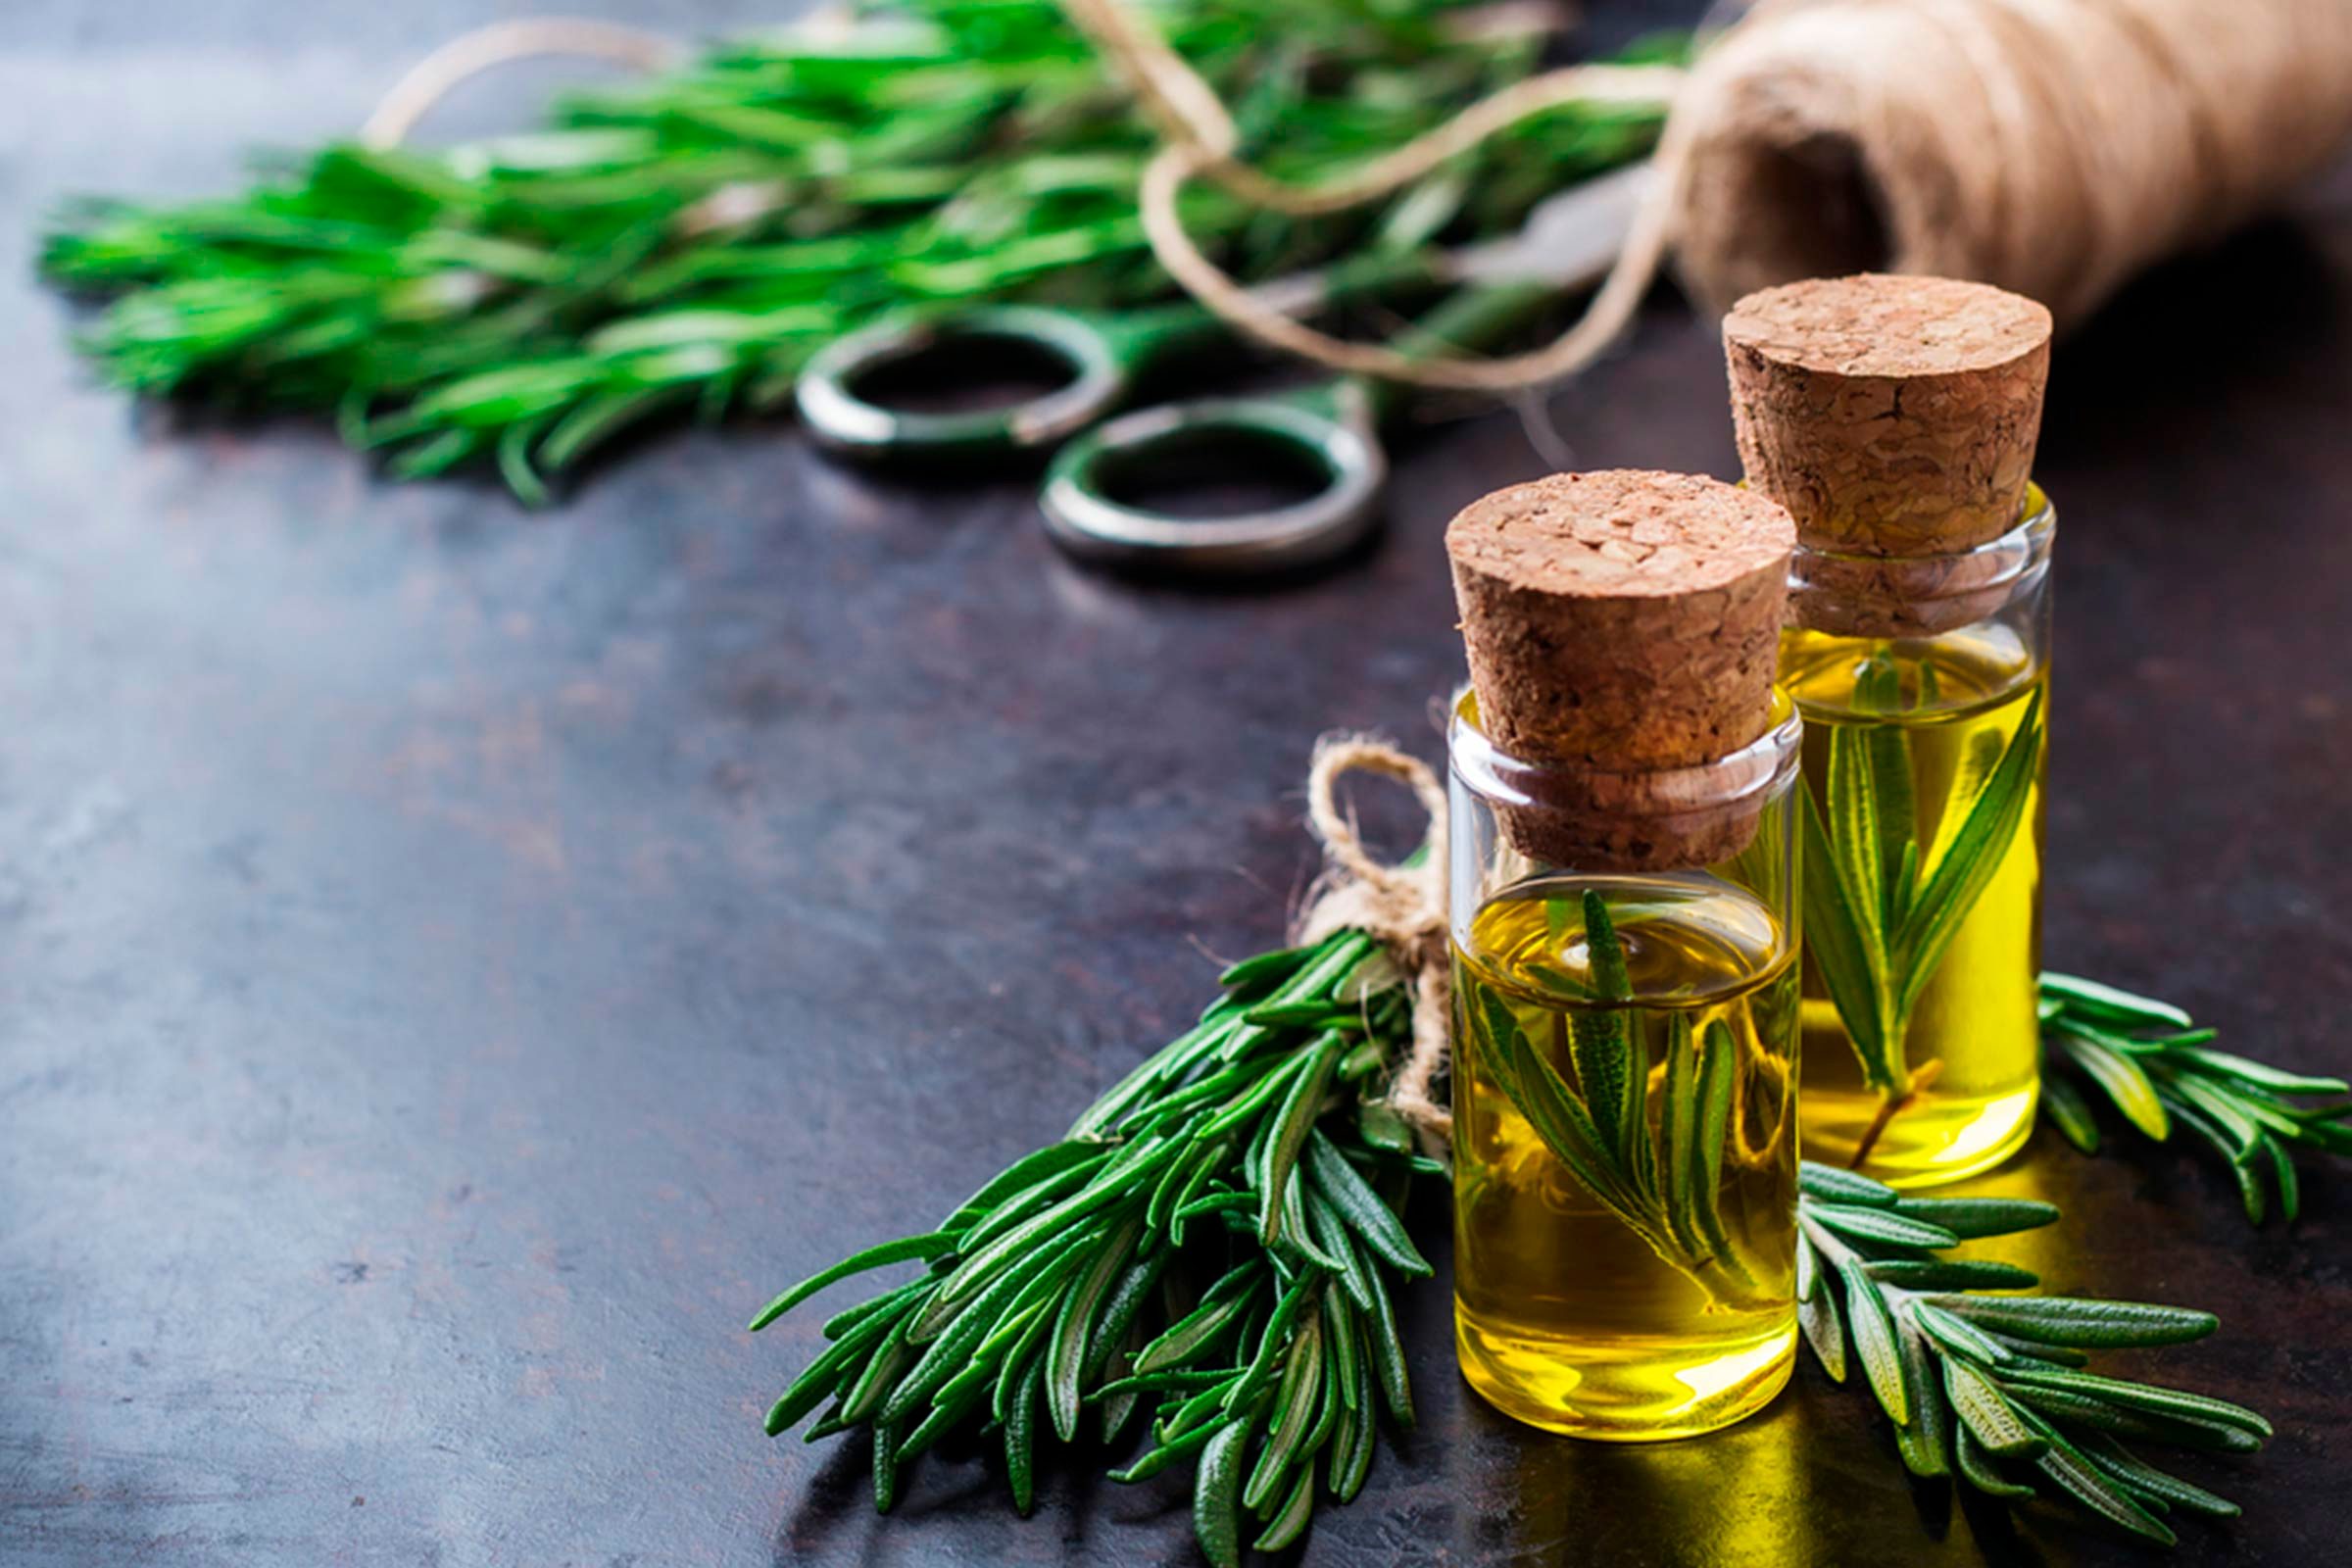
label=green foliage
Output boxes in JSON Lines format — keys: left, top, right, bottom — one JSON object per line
{"left": 2039, "top": 973, "right": 2350, "bottom": 1224}
{"left": 1797, "top": 1162, "right": 2262, "bottom": 1546}
{"left": 753, "top": 938, "right": 2306, "bottom": 1565}
{"left": 42, "top": 0, "right": 1678, "bottom": 498}
{"left": 1803, "top": 655, "right": 2044, "bottom": 1096}
{"left": 1465, "top": 890, "right": 1765, "bottom": 1307}
{"left": 753, "top": 927, "right": 1434, "bottom": 1562}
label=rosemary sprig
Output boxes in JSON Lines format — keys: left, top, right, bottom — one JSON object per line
{"left": 44, "top": 2, "right": 1679, "bottom": 499}
{"left": 1802, "top": 651, "right": 2045, "bottom": 1158}
{"left": 1797, "top": 1161, "right": 2266, "bottom": 1546}
{"left": 752, "top": 928, "right": 1435, "bottom": 1568}
{"left": 1468, "top": 889, "right": 1766, "bottom": 1306}
{"left": 2038, "top": 972, "right": 2352, "bottom": 1224}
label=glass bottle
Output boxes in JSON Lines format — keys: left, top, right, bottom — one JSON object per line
{"left": 1724, "top": 271, "right": 2057, "bottom": 1187}
{"left": 1781, "top": 496, "right": 2053, "bottom": 1183}
{"left": 1447, "top": 688, "right": 1805, "bottom": 1440}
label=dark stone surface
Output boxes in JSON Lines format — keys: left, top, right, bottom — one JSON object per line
{"left": 2, "top": 4, "right": 2347, "bottom": 1565}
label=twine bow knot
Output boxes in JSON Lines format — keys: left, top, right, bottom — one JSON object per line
{"left": 1296, "top": 736, "right": 1454, "bottom": 1142}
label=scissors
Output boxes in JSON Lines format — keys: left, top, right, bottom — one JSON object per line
{"left": 797, "top": 164, "right": 1649, "bottom": 573}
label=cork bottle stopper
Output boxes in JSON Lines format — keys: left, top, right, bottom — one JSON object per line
{"left": 1446, "top": 470, "right": 1795, "bottom": 871}
{"left": 1724, "top": 273, "right": 2052, "bottom": 560}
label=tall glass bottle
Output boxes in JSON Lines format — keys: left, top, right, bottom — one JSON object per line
{"left": 1444, "top": 470, "right": 1803, "bottom": 1440}
{"left": 1726, "top": 273, "right": 2056, "bottom": 1187}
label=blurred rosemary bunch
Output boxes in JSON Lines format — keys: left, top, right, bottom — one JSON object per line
{"left": 41, "top": 1, "right": 1680, "bottom": 502}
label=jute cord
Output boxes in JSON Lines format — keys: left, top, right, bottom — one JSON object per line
{"left": 1074, "top": 0, "right": 2352, "bottom": 387}
{"left": 361, "top": 19, "right": 681, "bottom": 149}
{"left": 1294, "top": 736, "right": 1453, "bottom": 1143}
{"left": 367, "top": 0, "right": 2352, "bottom": 393}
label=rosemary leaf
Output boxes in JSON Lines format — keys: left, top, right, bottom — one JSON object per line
{"left": 1892, "top": 692, "right": 2043, "bottom": 1020}
{"left": 1810, "top": 1203, "right": 1963, "bottom": 1251}
{"left": 1955, "top": 1421, "right": 2038, "bottom": 1498}
{"left": 1798, "top": 786, "right": 1901, "bottom": 1092}
{"left": 1838, "top": 1256, "right": 1910, "bottom": 1425}
{"left": 2041, "top": 972, "right": 2193, "bottom": 1030}
{"left": 2039, "top": 972, "right": 2346, "bottom": 1225}
{"left": 749, "top": 1232, "right": 956, "bottom": 1331}
{"left": 1892, "top": 1311, "right": 1951, "bottom": 1478}
{"left": 2059, "top": 1030, "right": 2173, "bottom": 1140}
{"left": 1886, "top": 1196, "right": 2057, "bottom": 1239}
{"left": 1567, "top": 890, "right": 1636, "bottom": 1159}
{"left": 1798, "top": 1159, "right": 2260, "bottom": 1544}
{"left": 1798, "top": 1284, "right": 1848, "bottom": 1383}
{"left": 2027, "top": 1414, "right": 2180, "bottom": 1545}
{"left": 2073, "top": 1431, "right": 2241, "bottom": 1519}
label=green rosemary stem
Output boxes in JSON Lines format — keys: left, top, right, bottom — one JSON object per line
{"left": 1797, "top": 1161, "right": 2262, "bottom": 1546}
{"left": 751, "top": 922, "right": 1433, "bottom": 1566}
{"left": 2038, "top": 971, "right": 2350, "bottom": 1225}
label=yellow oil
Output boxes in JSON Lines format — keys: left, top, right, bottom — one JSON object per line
{"left": 1451, "top": 878, "right": 1798, "bottom": 1441}
{"left": 1781, "top": 627, "right": 2045, "bottom": 1187}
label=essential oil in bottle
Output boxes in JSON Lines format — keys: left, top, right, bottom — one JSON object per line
{"left": 1445, "top": 470, "right": 1803, "bottom": 1440}
{"left": 1452, "top": 874, "right": 1800, "bottom": 1438}
{"left": 1726, "top": 273, "right": 2056, "bottom": 1187}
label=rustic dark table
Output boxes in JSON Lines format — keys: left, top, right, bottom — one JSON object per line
{"left": 4, "top": 3, "right": 2348, "bottom": 1565}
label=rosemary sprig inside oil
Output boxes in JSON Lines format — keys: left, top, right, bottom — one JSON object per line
{"left": 1800, "top": 649, "right": 2045, "bottom": 1161}
{"left": 1465, "top": 889, "right": 1771, "bottom": 1306}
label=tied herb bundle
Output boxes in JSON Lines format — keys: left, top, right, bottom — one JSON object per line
{"left": 2038, "top": 973, "right": 2352, "bottom": 1224}
{"left": 41, "top": 1, "right": 1676, "bottom": 501}
{"left": 751, "top": 929, "right": 1437, "bottom": 1567}
{"left": 1796, "top": 1163, "right": 2267, "bottom": 1547}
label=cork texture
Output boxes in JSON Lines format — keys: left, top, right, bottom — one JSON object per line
{"left": 1724, "top": 273, "right": 2051, "bottom": 557}
{"left": 1446, "top": 470, "right": 1795, "bottom": 871}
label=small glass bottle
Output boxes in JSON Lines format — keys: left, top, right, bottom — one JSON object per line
{"left": 1726, "top": 273, "right": 2056, "bottom": 1187}
{"left": 1444, "top": 470, "right": 1803, "bottom": 1441}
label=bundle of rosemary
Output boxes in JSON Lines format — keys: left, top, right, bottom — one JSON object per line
{"left": 753, "top": 930, "right": 1436, "bottom": 1564}
{"left": 41, "top": 1, "right": 1675, "bottom": 501}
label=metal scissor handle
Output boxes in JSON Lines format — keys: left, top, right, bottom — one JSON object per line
{"left": 1038, "top": 385, "right": 1385, "bottom": 575}
{"left": 796, "top": 305, "right": 1130, "bottom": 459}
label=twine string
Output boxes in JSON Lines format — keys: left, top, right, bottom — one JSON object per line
{"left": 1073, "top": 0, "right": 2352, "bottom": 386}
{"left": 1295, "top": 736, "right": 1454, "bottom": 1143}
{"left": 360, "top": 18, "right": 680, "bottom": 149}
{"left": 363, "top": 0, "right": 2352, "bottom": 389}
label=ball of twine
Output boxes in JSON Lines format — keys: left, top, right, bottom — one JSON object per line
{"left": 1672, "top": 0, "right": 2352, "bottom": 326}
{"left": 1070, "top": 0, "right": 2352, "bottom": 391}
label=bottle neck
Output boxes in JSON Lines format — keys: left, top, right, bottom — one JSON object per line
{"left": 1788, "top": 487, "right": 2054, "bottom": 640}
{"left": 1446, "top": 688, "right": 1803, "bottom": 879}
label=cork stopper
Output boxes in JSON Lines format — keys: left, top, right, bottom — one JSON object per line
{"left": 1446, "top": 470, "right": 1795, "bottom": 871}
{"left": 1724, "top": 273, "right": 2052, "bottom": 561}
